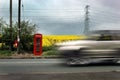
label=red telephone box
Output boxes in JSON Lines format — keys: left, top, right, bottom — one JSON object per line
{"left": 34, "top": 34, "right": 42, "bottom": 56}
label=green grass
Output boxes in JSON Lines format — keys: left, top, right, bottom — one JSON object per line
{"left": 42, "top": 50, "right": 60, "bottom": 57}
{"left": 0, "top": 50, "right": 14, "bottom": 56}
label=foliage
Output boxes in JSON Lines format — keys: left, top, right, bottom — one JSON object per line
{"left": 0, "top": 18, "right": 10, "bottom": 50}
{"left": 1, "top": 20, "right": 36, "bottom": 52}
{"left": 42, "top": 46, "right": 55, "bottom": 52}
{"left": 14, "top": 20, "right": 36, "bottom": 35}
{"left": 0, "top": 18, "right": 7, "bottom": 32}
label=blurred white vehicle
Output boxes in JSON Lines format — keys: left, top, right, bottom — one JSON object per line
{"left": 56, "top": 30, "right": 120, "bottom": 65}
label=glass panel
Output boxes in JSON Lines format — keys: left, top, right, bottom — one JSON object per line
{"left": 36, "top": 38, "right": 40, "bottom": 52}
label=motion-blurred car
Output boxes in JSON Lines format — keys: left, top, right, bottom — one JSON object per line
{"left": 56, "top": 30, "right": 120, "bottom": 65}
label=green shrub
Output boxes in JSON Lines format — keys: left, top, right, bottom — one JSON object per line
{"left": 42, "top": 46, "right": 55, "bottom": 52}
{"left": 42, "top": 50, "right": 60, "bottom": 56}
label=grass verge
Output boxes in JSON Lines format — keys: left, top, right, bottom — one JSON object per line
{"left": 0, "top": 50, "right": 14, "bottom": 56}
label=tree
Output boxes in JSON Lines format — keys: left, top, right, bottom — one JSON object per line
{"left": 0, "top": 18, "right": 7, "bottom": 34}
{"left": 14, "top": 20, "right": 36, "bottom": 52}
{"left": 0, "top": 18, "right": 8, "bottom": 50}
{"left": 2, "top": 20, "right": 36, "bottom": 52}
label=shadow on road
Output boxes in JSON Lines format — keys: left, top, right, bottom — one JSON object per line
{"left": 60, "top": 62, "right": 120, "bottom": 67}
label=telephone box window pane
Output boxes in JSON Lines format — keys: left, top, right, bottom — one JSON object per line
{"left": 36, "top": 38, "right": 40, "bottom": 52}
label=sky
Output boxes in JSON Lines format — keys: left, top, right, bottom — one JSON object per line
{"left": 0, "top": 0, "right": 120, "bottom": 35}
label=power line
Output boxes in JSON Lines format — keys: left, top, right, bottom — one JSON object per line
{"left": 0, "top": 8, "right": 84, "bottom": 10}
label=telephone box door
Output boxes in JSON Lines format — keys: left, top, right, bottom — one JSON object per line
{"left": 34, "top": 34, "right": 42, "bottom": 56}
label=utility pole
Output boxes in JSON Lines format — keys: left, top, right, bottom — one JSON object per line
{"left": 84, "top": 5, "right": 90, "bottom": 35}
{"left": 17, "top": 0, "right": 21, "bottom": 54}
{"left": 10, "top": 0, "right": 13, "bottom": 51}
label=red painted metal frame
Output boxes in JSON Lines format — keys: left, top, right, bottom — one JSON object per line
{"left": 33, "top": 34, "right": 42, "bottom": 56}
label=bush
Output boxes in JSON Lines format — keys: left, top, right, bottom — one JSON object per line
{"left": 1, "top": 20, "right": 36, "bottom": 52}
{"left": 42, "top": 46, "right": 55, "bottom": 52}
{"left": 0, "top": 44, "right": 9, "bottom": 50}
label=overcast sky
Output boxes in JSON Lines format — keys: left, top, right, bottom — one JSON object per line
{"left": 0, "top": 0, "right": 120, "bottom": 34}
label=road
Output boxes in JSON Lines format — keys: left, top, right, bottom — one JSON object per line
{"left": 0, "top": 59, "right": 120, "bottom": 80}
{"left": 0, "top": 59, "right": 120, "bottom": 74}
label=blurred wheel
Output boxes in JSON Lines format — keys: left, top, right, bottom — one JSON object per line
{"left": 66, "top": 57, "right": 90, "bottom": 66}
{"left": 66, "top": 57, "right": 77, "bottom": 66}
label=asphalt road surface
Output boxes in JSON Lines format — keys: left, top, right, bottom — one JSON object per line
{"left": 0, "top": 59, "right": 120, "bottom": 80}
{"left": 0, "top": 59, "right": 120, "bottom": 74}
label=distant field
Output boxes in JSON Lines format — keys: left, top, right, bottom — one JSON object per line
{"left": 42, "top": 35, "right": 86, "bottom": 47}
